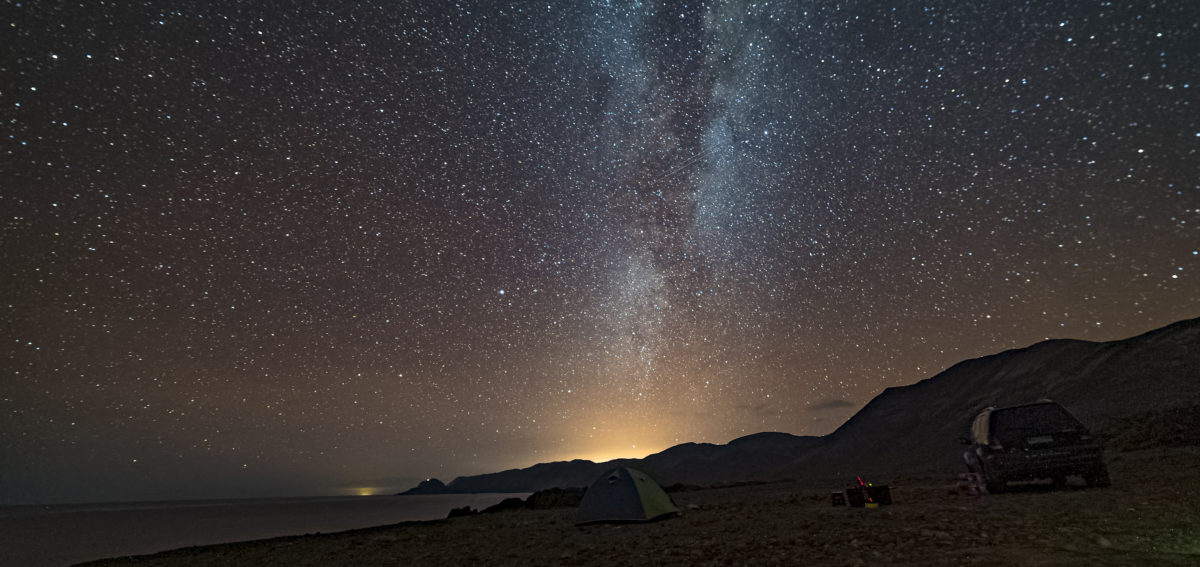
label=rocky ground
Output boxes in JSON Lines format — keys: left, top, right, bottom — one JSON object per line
{"left": 82, "top": 446, "right": 1199, "bottom": 566}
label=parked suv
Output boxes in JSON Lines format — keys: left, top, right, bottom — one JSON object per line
{"left": 963, "top": 401, "right": 1109, "bottom": 493}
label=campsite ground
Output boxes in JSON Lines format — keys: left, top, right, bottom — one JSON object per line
{"left": 83, "top": 446, "right": 1199, "bottom": 566}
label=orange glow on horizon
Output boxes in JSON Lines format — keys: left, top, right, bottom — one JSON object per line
{"left": 558, "top": 445, "right": 660, "bottom": 464}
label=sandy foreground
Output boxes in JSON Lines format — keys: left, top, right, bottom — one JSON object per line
{"left": 82, "top": 447, "right": 1199, "bottom": 567}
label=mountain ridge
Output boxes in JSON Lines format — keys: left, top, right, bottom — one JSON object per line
{"left": 401, "top": 317, "right": 1200, "bottom": 494}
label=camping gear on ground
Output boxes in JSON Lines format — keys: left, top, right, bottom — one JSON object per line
{"left": 835, "top": 476, "right": 893, "bottom": 507}
{"left": 574, "top": 467, "right": 680, "bottom": 525}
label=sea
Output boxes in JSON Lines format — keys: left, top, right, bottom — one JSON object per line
{"left": 0, "top": 493, "right": 527, "bottom": 567}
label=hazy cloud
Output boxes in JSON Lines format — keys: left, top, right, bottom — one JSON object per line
{"left": 809, "top": 398, "right": 856, "bottom": 412}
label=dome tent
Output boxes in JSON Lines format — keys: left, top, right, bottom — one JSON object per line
{"left": 575, "top": 467, "right": 680, "bottom": 525}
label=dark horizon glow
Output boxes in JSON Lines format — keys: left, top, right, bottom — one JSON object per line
{"left": 3, "top": 1, "right": 1197, "bottom": 505}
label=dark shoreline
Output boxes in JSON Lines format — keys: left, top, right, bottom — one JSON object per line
{"left": 2, "top": 494, "right": 528, "bottom": 567}
{"left": 78, "top": 447, "right": 1200, "bottom": 567}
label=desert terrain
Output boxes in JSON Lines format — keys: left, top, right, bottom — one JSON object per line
{"left": 82, "top": 445, "right": 1199, "bottom": 566}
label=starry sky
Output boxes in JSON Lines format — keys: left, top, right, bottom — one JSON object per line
{"left": 3, "top": 0, "right": 1197, "bottom": 505}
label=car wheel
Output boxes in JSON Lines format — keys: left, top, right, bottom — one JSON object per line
{"left": 984, "top": 470, "right": 1007, "bottom": 494}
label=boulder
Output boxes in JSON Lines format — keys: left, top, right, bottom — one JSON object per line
{"left": 446, "top": 505, "right": 477, "bottom": 518}
{"left": 481, "top": 497, "right": 526, "bottom": 514}
{"left": 524, "top": 487, "right": 584, "bottom": 509}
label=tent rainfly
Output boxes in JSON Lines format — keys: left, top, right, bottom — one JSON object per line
{"left": 574, "top": 467, "right": 680, "bottom": 525}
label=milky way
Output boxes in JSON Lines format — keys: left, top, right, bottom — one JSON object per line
{"left": 3, "top": 1, "right": 1197, "bottom": 504}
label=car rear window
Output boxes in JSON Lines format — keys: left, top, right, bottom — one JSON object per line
{"left": 991, "top": 404, "right": 1083, "bottom": 445}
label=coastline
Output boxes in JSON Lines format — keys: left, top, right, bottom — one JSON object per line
{"left": 78, "top": 447, "right": 1200, "bottom": 566}
{"left": 0, "top": 494, "right": 525, "bottom": 567}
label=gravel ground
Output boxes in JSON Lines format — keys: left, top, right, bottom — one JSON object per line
{"left": 81, "top": 446, "right": 1200, "bottom": 566}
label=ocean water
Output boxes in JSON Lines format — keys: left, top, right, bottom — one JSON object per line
{"left": 0, "top": 493, "right": 527, "bottom": 567}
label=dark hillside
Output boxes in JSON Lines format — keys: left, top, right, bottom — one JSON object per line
{"left": 403, "top": 318, "right": 1200, "bottom": 493}
{"left": 791, "top": 318, "right": 1200, "bottom": 479}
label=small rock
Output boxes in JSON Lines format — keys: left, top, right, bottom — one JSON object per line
{"left": 446, "top": 505, "right": 478, "bottom": 518}
{"left": 1096, "top": 536, "right": 1113, "bottom": 548}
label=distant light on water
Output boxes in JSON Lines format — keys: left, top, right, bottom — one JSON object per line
{"left": 354, "top": 487, "right": 382, "bottom": 496}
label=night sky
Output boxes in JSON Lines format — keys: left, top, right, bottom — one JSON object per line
{"left": 3, "top": 1, "right": 1197, "bottom": 505}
